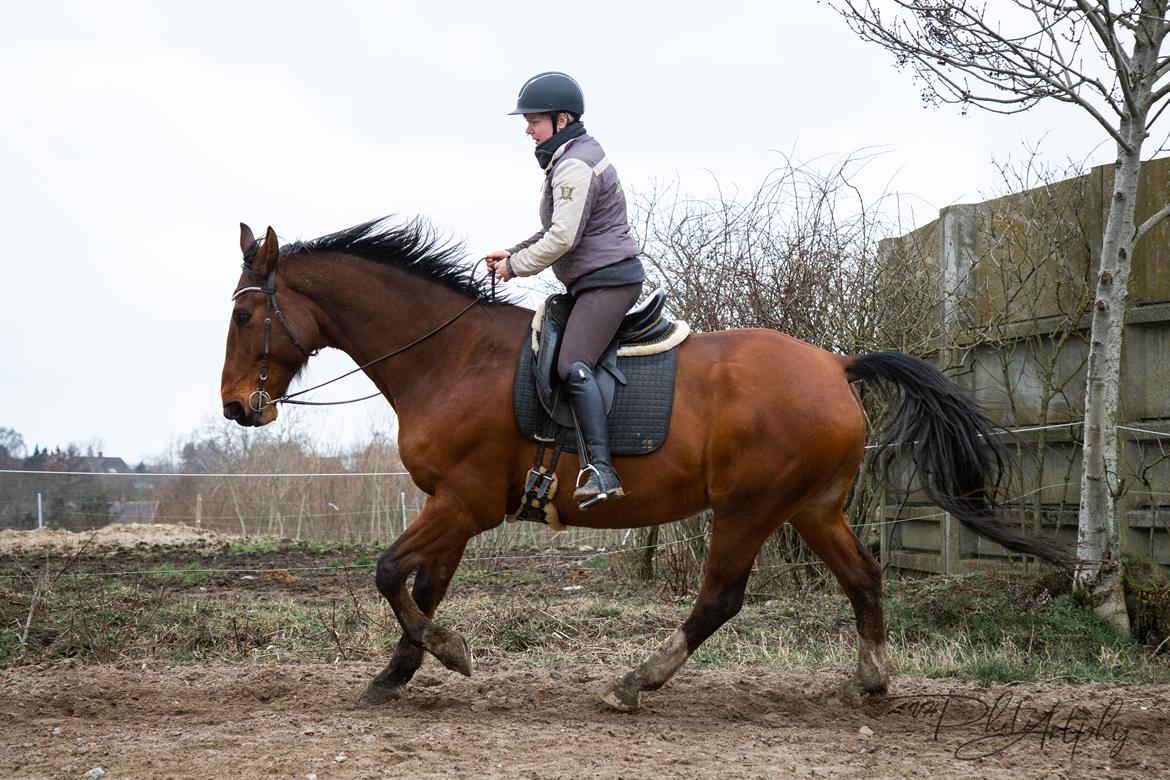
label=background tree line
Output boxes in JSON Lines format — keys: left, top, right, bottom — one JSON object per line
{"left": 0, "top": 422, "right": 421, "bottom": 541}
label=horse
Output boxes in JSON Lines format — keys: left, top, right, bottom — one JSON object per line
{"left": 219, "top": 218, "right": 1068, "bottom": 712}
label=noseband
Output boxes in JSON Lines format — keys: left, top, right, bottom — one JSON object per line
{"left": 231, "top": 267, "right": 319, "bottom": 414}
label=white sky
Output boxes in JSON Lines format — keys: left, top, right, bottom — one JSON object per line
{"left": 1, "top": 1, "right": 1116, "bottom": 464}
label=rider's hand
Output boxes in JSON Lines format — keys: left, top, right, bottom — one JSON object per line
{"left": 484, "top": 250, "right": 512, "bottom": 280}
{"left": 484, "top": 249, "right": 510, "bottom": 269}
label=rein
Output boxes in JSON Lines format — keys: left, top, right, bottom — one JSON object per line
{"left": 231, "top": 260, "right": 493, "bottom": 413}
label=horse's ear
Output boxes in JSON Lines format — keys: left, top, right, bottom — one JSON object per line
{"left": 239, "top": 223, "right": 256, "bottom": 255}
{"left": 251, "top": 226, "right": 280, "bottom": 275}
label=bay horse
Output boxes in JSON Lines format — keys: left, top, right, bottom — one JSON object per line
{"left": 220, "top": 219, "right": 1067, "bottom": 711}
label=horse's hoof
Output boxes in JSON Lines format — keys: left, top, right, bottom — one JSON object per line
{"left": 820, "top": 678, "right": 867, "bottom": 708}
{"left": 427, "top": 628, "right": 473, "bottom": 677}
{"left": 599, "top": 678, "right": 641, "bottom": 713}
{"left": 358, "top": 682, "right": 403, "bottom": 706}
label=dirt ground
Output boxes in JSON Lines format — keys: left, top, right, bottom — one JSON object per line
{"left": 3, "top": 525, "right": 1169, "bottom": 778}
{"left": 2, "top": 660, "right": 1168, "bottom": 779}
{"left": 0, "top": 523, "right": 236, "bottom": 558}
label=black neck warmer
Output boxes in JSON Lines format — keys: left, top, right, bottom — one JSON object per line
{"left": 534, "top": 120, "right": 587, "bottom": 169}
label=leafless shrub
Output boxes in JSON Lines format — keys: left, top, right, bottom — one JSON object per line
{"left": 631, "top": 153, "right": 944, "bottom": 573}
{"left": 149, "top": 420, "right": 420, "bottom": 543}
{"left": 632, "top": 151, "right": 943, "bottom": 355}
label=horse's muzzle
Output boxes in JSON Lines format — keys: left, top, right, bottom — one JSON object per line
{"left": 223, "top": 400, "right": 270, "bottom": 427}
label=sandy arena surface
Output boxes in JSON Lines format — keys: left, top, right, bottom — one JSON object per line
{"left": 2, "top": 660, "right": 1168, "bottom": 779}
{"left": 3, "top": 524, "right": 1169, "bottom": 778}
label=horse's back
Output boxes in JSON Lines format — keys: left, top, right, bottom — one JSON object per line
{"left": 673, "top": 327, "right": 866, "bottom": 478}
{"left": 678, "top": 327, "right": 857, "bottom": 408}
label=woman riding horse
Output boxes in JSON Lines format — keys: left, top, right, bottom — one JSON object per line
{"left": 485, "top": 71, "right": 643, "bottom": 510}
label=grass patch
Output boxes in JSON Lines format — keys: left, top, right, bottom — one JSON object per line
{"left": 201, "top": 538, "right": 384, "bottom": 558}
{"left": 0, "top": 579, "right": 395, "bottom": 665}
{"left": 214, "top": 538, "right": 290, "bottom": 556}
{"left": 1, "top": 566, "right": 1166, "bottom": 686}
{"left": 143, "top": 562, "right": 215, "bottom": 586}
{"left": 880, "top": 573, "right": 1155, "bottom": 683}
{"left": 452, "top": 568, "right": 543, "bottom": 585}
{"left": 583, "top": 554, "right": 612, "bottom": 571}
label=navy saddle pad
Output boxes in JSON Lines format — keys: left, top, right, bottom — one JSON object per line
{"left": 511, "top": 333, "right": 678, "bottom": 456}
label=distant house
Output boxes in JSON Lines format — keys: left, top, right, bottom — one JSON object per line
{"left": 71, "top": 456, "right": 133, "bottom": 474}
{"left": 44, "top": 454, "right": 133, "bottom": 474}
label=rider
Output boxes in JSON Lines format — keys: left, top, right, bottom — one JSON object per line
{"left": 485, "top": 71, "right": 644, "bottom": 510}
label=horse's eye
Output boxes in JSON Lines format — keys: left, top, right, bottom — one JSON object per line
{"left": 235, "top": 311, "right": 252, "bottom": 325}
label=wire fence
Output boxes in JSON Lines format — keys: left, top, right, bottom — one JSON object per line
{"left": 3, "top": 419, "right": 1168, "bottom": 579}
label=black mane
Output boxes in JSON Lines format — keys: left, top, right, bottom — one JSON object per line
{"left": 281, "top": 217, "right": 506, "bottom": 301}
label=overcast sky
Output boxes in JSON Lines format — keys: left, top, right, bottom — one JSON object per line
{"left": 1, "top": 1, "right": 1116, "bottom": 465}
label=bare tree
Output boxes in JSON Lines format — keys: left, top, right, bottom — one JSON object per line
{"left": 0, "top": 427, "right": 25, "bottom": 467}
{"left": 834, "top": 0, "right": 1170, "bottom": 630}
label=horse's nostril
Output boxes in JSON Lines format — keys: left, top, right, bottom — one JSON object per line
{"left": 223, "top": 401, "right": 244, "bottom": 420}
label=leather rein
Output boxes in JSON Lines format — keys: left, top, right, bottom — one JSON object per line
{"left": 230, "top": 263, "right": 490, "bottom": 413}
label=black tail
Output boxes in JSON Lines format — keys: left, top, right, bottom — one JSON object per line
{"left": 847, "top": 352, "right": 1071, "bottom": 567}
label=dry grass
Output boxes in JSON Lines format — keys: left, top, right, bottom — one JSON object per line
{"left": 4, "top": 579, "right": 1167, "bottom": 688}
{"left": 2, "top": 542, "right": 1168, "bottom": 687}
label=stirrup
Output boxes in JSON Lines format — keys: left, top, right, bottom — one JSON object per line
{"left": 574, "top": 465, "right": 624, "bottom": 510}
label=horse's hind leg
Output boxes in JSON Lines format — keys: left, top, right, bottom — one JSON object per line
{"left": 791, "top": 507, "right": 889, "bottom": 705}
{"left": 600, "top": 513, "right": 769, "bottom": 713}
{"left": 359, "top": 542, "right": 467, "bottom": 705}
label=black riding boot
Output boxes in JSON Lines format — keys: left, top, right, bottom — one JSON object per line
{"left": 565, "top": 361, "right": 624, "bottom": 510}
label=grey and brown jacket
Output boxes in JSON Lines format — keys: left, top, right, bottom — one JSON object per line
{"left": 507, "top": 132, "right": 642, "bottom": 288}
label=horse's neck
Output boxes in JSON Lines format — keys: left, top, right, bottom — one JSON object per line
{"left": 293, "top": 253, "right": 527, "bottom": 412}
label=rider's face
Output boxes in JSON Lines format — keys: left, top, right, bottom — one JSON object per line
{"left": 524, "top": 113, "right": 557, "bottom": 144}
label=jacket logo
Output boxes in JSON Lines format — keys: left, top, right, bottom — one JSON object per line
{"left": 558, "top": 185, "right": 575, "bottom": 201}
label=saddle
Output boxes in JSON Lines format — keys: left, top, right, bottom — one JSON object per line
{"left": 531, "top": 288, "right": 673, "bottom": 429}
{"left": 510, "top": 289, "right": 690, "bottom": 527}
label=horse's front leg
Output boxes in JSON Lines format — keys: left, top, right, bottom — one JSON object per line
{"left": 359, "top": 496, "right": 477, "bottom": 704}
{"left": 359, "top": 541, "right": 468, "bottom": 705}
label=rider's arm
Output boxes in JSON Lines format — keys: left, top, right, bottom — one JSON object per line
{"left": 507, "top": 229, "right": 545, "bottom": 255}
{"left": 507, "top": 158, "right": 594, "bottom": 277}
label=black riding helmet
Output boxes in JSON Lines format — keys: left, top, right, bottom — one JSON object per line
{"left": 508, "top": 71, "right": 585, "bottom": 120}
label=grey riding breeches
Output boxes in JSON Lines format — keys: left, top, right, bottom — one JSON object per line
{"left": 556, "top": 283, "right": 643, "bottom": 381}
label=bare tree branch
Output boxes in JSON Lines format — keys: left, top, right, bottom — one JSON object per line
{"left": 833, "top": 0, "right": 1140, "bottom": 150}
{"left": 1133, "top": 198, "right": 1170, "bottom": 242}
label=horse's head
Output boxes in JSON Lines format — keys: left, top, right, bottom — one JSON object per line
{"left": 220, "top": 223, "right": 320, "bottom": 426}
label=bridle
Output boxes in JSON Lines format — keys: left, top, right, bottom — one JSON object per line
{"left": 231, "top": 267, "right": 319, "bottom": 414}
{"left": 230, "top": 259, "right": 490, "bottom": 414}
